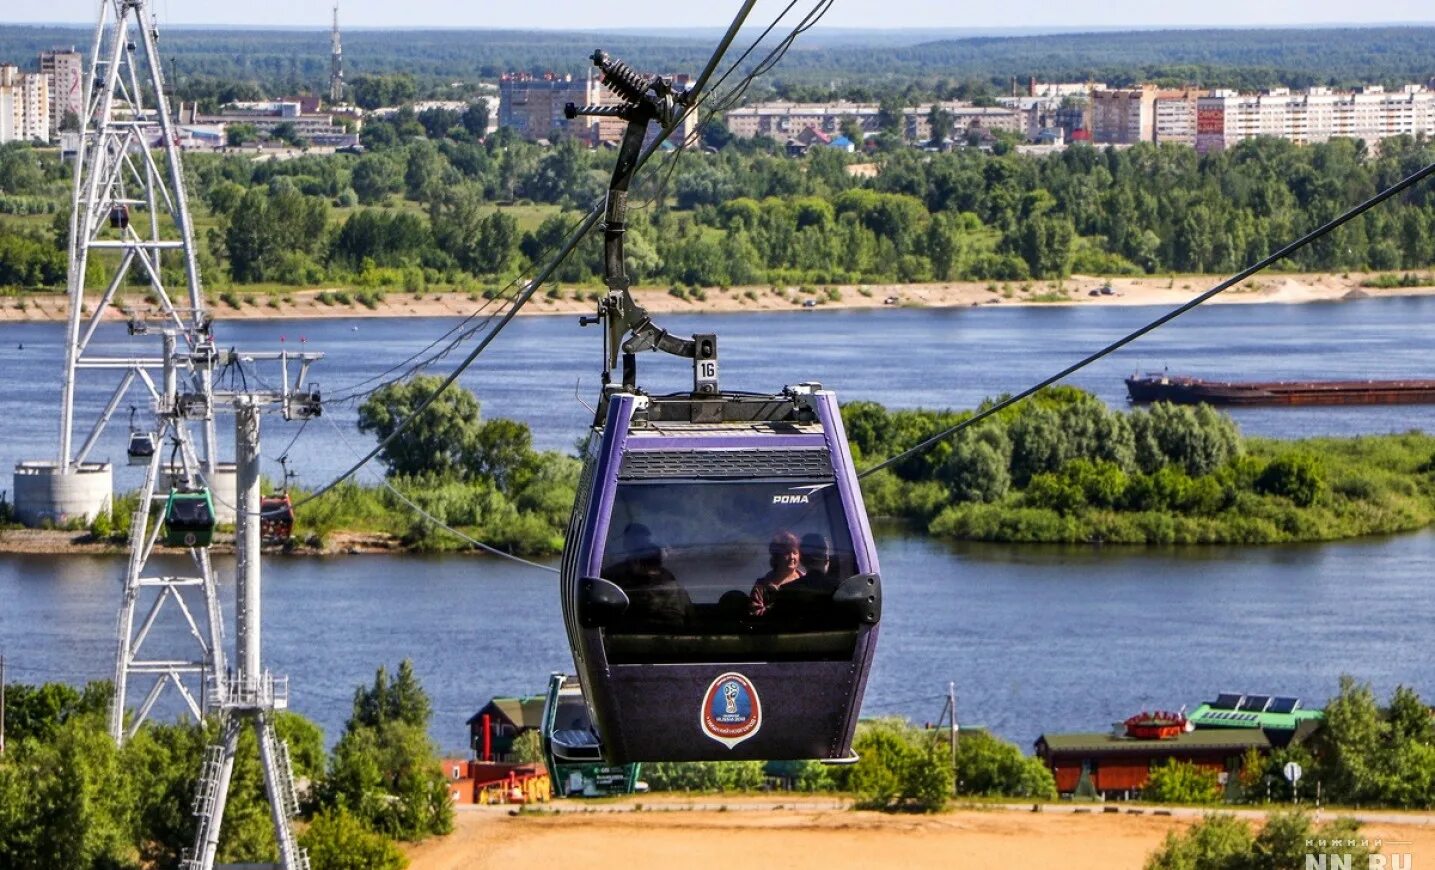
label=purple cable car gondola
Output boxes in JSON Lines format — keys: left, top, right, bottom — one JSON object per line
{"left": 561, "top": 386, "right": 881, "bottom": 763}
{"left": 556, "top": 49, "right": 882, "bottom": 763}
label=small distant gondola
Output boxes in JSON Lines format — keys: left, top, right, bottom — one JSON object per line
{"left": 163, "top": 488, "right": 216, "bottom": 548}
{"left": 126, "top": 407, "right": 155, "bottom": 466}
{"left": 109, "top": 204, "right": 129, "bottom": 230}
{"left": 259, "top": 493, "right": 294, "bottom": 543}
{"left": 126, "top": 431, "right": 156, "bottom": 465}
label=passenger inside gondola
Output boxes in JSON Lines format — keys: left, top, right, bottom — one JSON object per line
{"left": 601, "top": 480, "right": 858, "bottom": 649}
{"left": 748, "top": 531, "right": 803, "bottom": 617}
{"left": 605, "top": 523, "right": 693, "bottom": 629}
{"left": 749, "top": 532, "right": 843, "bottom": 624}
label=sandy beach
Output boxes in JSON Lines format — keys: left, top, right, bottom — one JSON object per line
{"left": 403, "top": 798, "right": 1435, "bottom": 870}
{"left": 2, "top": 272, "right": 1431, "bottom": 323}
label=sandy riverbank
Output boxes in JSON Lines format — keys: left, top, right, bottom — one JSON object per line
{"left": 0, "top": 527, "right": 409, "bottom": 556}
{"left": 2, "top": 273, "right": 1432, "bottom": 323}
{"left": 403, "top": 798, "right": 1435, "bottom": 870}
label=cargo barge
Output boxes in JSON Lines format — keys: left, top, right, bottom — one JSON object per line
{"left": 1125, "top": 372, "right": 1435, "bottom": 406}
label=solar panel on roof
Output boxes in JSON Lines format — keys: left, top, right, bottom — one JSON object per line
{"left": 1214, "top": 693, "right": 1243, "bottom": 710}
{"left": 1242, "top": 695, "right": 1273, "bottom": 712}
{"left": 1268, "top": 697, "right": 1300, "bottom": 714}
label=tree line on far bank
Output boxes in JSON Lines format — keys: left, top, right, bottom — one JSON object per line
{"left": 9, "top": 130, "right": 1435, "bottom": 297}
{"left": 80, "top": 377, "right": 1435, "bottom": 555}
{"left": 852, "top": 386, "right": 1435, "bottom": 545}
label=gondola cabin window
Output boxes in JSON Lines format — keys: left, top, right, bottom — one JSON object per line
{"left": 600, "top": 479, "right": 858, "bottom": 663}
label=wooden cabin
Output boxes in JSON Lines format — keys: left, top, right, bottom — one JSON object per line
{"left": 1035, "top": 726, "right": 1270, "bottom": 797}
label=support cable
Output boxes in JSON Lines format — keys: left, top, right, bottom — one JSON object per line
{"left": 326, "top": 0, "right": 810, "bottom": 405}
{"left": 318, "top": 412, "right": 559, "bottom": 574}
{"left": 287, "top": 0, "right": 765, "bottom": 510}
{"left": 858, "top": 156, "right": 1435, "bottom": 480}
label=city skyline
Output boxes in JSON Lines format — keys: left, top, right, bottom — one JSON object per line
{"left": 4, "top": 0, "right": 1435, "bottom": 31}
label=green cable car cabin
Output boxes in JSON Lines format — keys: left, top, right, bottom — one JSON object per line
{"left": 164, "top": 489, "right": 216, "bottom": 548}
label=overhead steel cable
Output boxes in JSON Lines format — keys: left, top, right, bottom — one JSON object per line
{"left": 858, "top": 155, "right": 1435, "bottom": 481}
{"left": 643, "top": 0, "right": 833, "bottom": 208}
{"left": 328, "top": 0, "right": 809, "bottom": 406}
{"left": 318, "top": 411, "right": 560, "bottom": 574}
{"left": 288, "top": 0, "right": 764, "bottom": 512}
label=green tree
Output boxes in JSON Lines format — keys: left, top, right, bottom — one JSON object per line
{"left": 1144, "top": 759, "right": 1221, "bottom": 804}
{"left": 461, "top": 100, "right": 490, "bottom": 139}
{"left": 1143, "top": 813, "right": 1255, "bottom": 870}
{"left": 849, "top": 719, "right": 953, "bottom": 812}
{"left": 955, "top": 729, "right": 1057, "bottom": 799}
{"left": 351, "top": 153, "right": 404, "bottom": 205}
{"left": 318, "top": 662, "right": 453, "bottom": 840}
{"left": 1144, "top": 812, "right": 1371, "bottom": 870}
{"left": 927, "top": 104, "right": 953, "bottom": 146}
{"left": 639, "top": 761, "right": 765, "bottom": 792}
{"left": 226, "top": 122, "right": 259, "bottom": 147}
{"left": 1255, "top": 454, "right": 1325, "bottom": 506}
{"left": 300, "top": 808, "right": 408, "bottom": 870}
{"left": 357, "top": 377, "right": 484, "bottom": 479}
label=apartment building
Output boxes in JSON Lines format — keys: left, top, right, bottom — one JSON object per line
{"left": 1089, "top": 87, "right": 1162, "bottom": 145}
{"left": 496, "top": 73, "right": 589, "bottom": 141}
{"left": 1153, "top": 91, "right": 1203, "bottom": 146}
{"left": 722, "top": 101, "right": 1020, "bottom": 143}
{"left": 1194, "top": 85, "right": 1435, "bottom": 153}
{"left": 723, "top": 101, "right": 880, "bottom": 139}
{"left": 0, "top": 64, "right": 51, "bottom": 144}
{"left": 39, "top": 49, "right": 83, "bottom": 134}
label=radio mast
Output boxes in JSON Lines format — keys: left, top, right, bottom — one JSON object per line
{"left": 329, "top": 3, "right": 344, "bottom": 104}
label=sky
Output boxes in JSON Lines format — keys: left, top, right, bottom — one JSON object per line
{"left": 5, "top": 0, "right": 1435, "bottom": 31}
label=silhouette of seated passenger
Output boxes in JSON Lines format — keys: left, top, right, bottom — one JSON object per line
{"left": 605, "top": 523, "right": 693, "bottom": 629}
{"left": 750, "top": 532, "right": 843, "bottom": 627}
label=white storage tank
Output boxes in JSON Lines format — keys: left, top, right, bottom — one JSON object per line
{"left": 12, "top": 461, "right": 114, "bottom": 527}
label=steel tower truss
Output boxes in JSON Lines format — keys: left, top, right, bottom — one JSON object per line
{"left": 111, "top": 333, "right": 226, "bottom": 742}
{"left": 73, "top": 0, "right": 222, "bottom": 743}
{"left": 62, "top": 0, "right": 215, "bottom": 474}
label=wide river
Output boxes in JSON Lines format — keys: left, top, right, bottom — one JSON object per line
{"left": 2, "top": 298, "right": 1433, "bottom": 750}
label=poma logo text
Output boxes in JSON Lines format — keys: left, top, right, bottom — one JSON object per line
{"left": 1305, "top": 855, "right": 1412, "bottom": 869}
{"left": 771, "top": 494, "right": 809, "bottom": 505}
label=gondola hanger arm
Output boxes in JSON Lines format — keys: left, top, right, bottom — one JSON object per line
{"left": 567, "top": 51, "right": 718, "bottom": 398}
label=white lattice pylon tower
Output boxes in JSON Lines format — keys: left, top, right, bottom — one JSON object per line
{"left": 70, "top": 0, "right": 225, "bottom": 743}
{"left": 111, "top": 332, "right": 227, "bottom": 742}
{"left": 61, "top": 0, "right": 216, "bottom": 474}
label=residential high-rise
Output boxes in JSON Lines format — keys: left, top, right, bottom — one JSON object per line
{"left": 497, "top": 73, "right": 589, "bottom": 141}
{"left": 1195, "top": 85, "right": 1435, "bottom": 154}
{"left": 1089, "top": 87, "right": 1160, "bottom": 144}
{"left": 0, "top": 64, "right": 51, "bottom": 143}
{"left": 39, "top": 48, "right": 83, "bottom": 134}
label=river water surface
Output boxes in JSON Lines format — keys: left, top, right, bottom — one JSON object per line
{"left": 1, "top": 299, "right": 1432, "bottom": 749}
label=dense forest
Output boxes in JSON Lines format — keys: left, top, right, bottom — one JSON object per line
{"left": 8, "top": 123, "right": 1435, "bottom": 295}
{"left": 3, "top": 25, "right": 1435, "bottom": 102}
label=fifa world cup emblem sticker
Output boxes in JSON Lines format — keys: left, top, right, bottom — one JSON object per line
{"left": 700, "top": 672, "right": 761, "bottom": 749}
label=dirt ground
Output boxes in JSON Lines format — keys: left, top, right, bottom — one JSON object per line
{"left": 3, "top": 272, "right": 1433, "bottom": 323}
{"left": 404, "top": 799, "right": 1435, "bottom": 870}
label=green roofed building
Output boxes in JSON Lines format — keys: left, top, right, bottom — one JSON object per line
{"left": 468, "top": 695, "right": 546, "bottom": 761}
{"left": 1188, "top": 693, "right": 1323, "bottom": 748}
